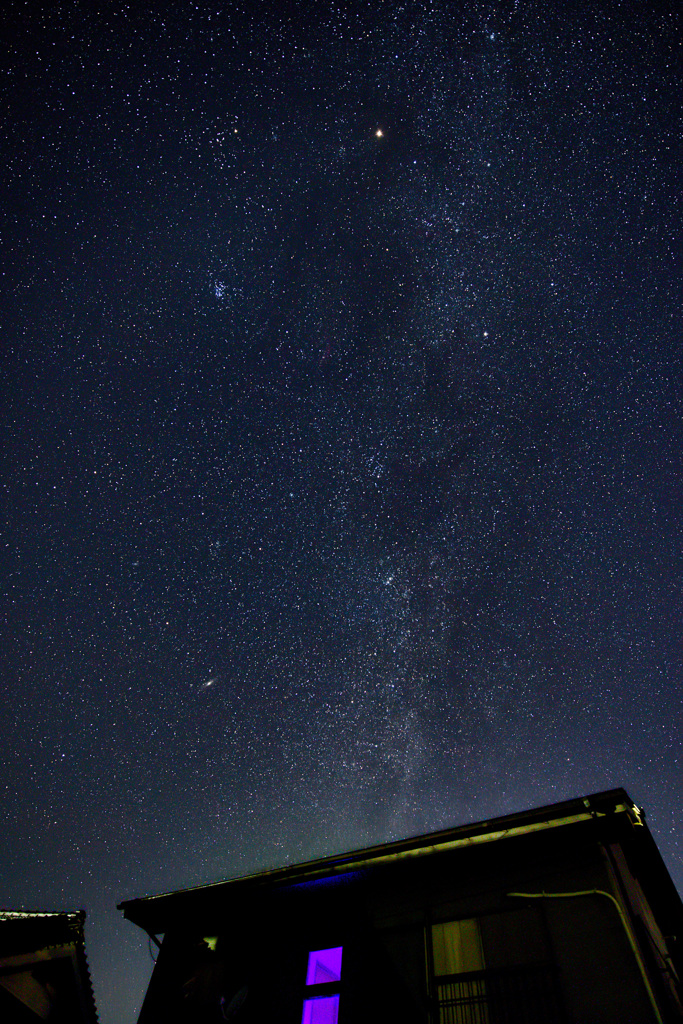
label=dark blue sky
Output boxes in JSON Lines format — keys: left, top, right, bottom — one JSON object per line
{"left": 1, "top": 2, "right": 681, "bottom": 1020}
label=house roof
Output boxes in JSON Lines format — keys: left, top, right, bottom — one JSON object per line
{"left": 0, "top": 908, "right": 87, "bottom": 957}
{"left": 0, "top": 908, "right": 99, "bottom": 1023}
{"left": 118, "top": 788, "right": 681, "bottom": 937}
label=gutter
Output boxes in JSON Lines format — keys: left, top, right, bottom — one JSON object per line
{"left": 318, "top": 805, "right": 634, "bottom": 879}
{"left": 120, "top": 801, "right": 635, "bottom": 929}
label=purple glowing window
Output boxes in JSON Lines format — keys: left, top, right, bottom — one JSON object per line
{"left": 301, "top": 994, "right": 340, "bottom": 1024}
{"left": 305, "top": 947, "right": 343, "bottom": 986}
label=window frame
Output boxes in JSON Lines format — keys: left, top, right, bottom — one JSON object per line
{"left": 301, "top": 945, "right": 343, "bottom": 1024}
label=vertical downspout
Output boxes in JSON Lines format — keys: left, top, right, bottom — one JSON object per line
{"left": 507, "top": 890, "right": 664, "bottom": 1024}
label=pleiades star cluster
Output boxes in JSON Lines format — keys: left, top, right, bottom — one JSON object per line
{"left": 1, "top": 2, "right": 680, "bottom": 1020}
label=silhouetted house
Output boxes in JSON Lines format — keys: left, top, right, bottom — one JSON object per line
{"left": 119, "top": 788, "right": 683, "bottom": 1023}
{"left": 0, "top": 909, "right": 98, "bottom": 1023}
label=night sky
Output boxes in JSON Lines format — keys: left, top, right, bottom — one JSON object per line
{"left": 1, "top": 2, "right": 681, "bottom": 1020}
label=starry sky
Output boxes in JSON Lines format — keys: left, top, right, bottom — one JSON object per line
{"left": 1, "top": 1, "right": 681, "bottom": 1021}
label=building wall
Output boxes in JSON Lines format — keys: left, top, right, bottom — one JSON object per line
{"left": 138, "top": 829, "right": 666, "bottom": 1024}
{"left": 543, "top": 896, "right": 655, "bottom": 1024}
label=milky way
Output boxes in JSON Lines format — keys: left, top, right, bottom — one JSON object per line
{"left": 1, "top": 3, "right": 681, "bottom": 1021}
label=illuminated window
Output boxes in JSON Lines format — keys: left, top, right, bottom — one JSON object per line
{"left": 428, "top": 912, "right": 561, "bottom": 1023}
{"left": 302, "top": 947, "right": 342, "bottom": 1024}
{"left": 301, "top": 995, "right": 340, "bottom": 1024}
{"left": 432, "top": 919, "right": 485, "bottom": 976}
{"left": 430, "top": 919, "right": 488, "bottom": 1024}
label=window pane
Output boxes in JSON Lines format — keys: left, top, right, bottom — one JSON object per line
{"left": 432, "top": 919, "right": 485, "bottom": 976}
{"left": 301, "top": 995, "right": 340, "bottom": 1024}
{"left": 305, "top": 947, "right": 343, "bottom": 985}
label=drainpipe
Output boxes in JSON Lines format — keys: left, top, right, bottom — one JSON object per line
{"left": 507, "top": 890, "right": 664, "bottom": 1024}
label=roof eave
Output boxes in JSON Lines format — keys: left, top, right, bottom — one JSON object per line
{"left": 119, "top": 788, "right": 638, "bottom": 933}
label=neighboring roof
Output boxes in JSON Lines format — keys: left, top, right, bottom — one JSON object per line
{"left": 0, "top": 908, "right": 99, "bottom": 1023}
{"left": 0, "top": 909, "right": 86, "bottom": 955}
{"left": 0, "top": 911, "right": 77, "bottom": 919}
{"left": 119, "top": 787, "right": 681, "bottom": 936}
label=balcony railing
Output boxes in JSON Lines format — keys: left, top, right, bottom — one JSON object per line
{"left": 433, "top": 962, "right": 564, "bottom": 1024}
